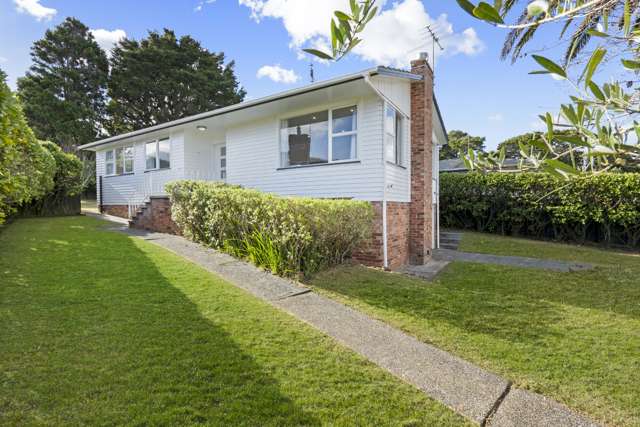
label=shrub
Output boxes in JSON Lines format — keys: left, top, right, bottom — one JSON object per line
{"left": 0, "top": 69, "right": 56, "bottom": 224}
{"left": 440, "top": 172, "right": 640, "bottom": 247}
{"left": 19, "top": 141, "right": 83, "bottom": 217}
{"left": 166, "top": 181, "right": 374, "bottom": 277}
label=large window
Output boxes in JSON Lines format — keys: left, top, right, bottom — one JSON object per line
{"left": 145, "top": 138, "right": 171, "bottom": 171}
{"left": 280, "top": 106, "right": 357, "bottom": 167}
{"left": 105, "top": 146, "right": 134, "bottom": 176}
{"left": 385, "top": 104, "right": 404, "bottom": 166}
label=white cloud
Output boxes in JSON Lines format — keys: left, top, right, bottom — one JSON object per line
{"left": 90, "top": 29, "right": 127, "bottom": 56}
{"left": 195, "top": 0, "right": 216, "bottom": 12}
{"left": 0, "top": 56, "right": 7, "bottom": 64}
{"left": 239, "top": 0, "right": 484, "bottom": 68}
{"left": 257, "top": 64, "right": 300, "bottom": 83}
{"left": 488, "top": 113, "right": 504, "bottom": 122}
{"left": 13, "top": 0, "right": 57, "bottom": 21}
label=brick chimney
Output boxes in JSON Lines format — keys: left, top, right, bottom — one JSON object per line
{"left": 409, "top": 53, "right": 434, "bottom": 265}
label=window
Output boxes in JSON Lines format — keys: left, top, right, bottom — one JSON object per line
{"left": 145, "top": 138, "right": 171, "bottom": 171}
{"left": 280, "top": 105, "right": 357, "bottom": 167}
{"left": 385, "top": 104, "right": 403, "bottom": 165}
{"left": 105, "top": 146, "right": 133, "bottom": 176}
{"left": 219, "top": 145, "right": 227, "bottom": 180}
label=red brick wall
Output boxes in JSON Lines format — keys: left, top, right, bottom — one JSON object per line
{"left": 409, "top": 56, "right": 435, "bottom": 265}
{"left": 353, "top": 201, "right": 410, "bottom": 269}
{"left": 353, "top": 202, "right": 384, "bottom": 266}
{"left": 130, "top": 197, "right": 179, "bottom": 235}
{"left": 102, "top": 205, "right": 129, "bottom": 219}
{"left": 386, "top": 202, "right": 411, "bottom": 269}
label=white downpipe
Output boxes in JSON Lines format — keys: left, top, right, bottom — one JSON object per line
{"left": 363, "top": 73, "right": 393, "bottom": 270}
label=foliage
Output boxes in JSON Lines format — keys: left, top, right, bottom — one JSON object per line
{"left": 17, "top": 18, "right": 109, "bottom": 152}
{"left": 440, "top": 130, "right": 486, "bottom": 160}
{"left": 19, "top": 141, "right": 83, "bottom": 217}
{"left": 0, "top": 216, "right": 466, "bottom": 426}
{"left": 0, "top": 69, "right": 56, "bottom": 224}
{"left": 496, "top": 129, "right": 595, "bottom": 167}
{"left": 302, "top": 0, "right": 378, "bottom": 61}
{"left": 167, "top": 181, "right": 373, "bottom": 277}
{"left": 107, "top": 29, "right": 246, "bottom": 134}
{"left": 461, "top": 0, "right": 640, "bottom": 65}
{"left": 310, "top": 235, "right": 640, "bottom": 426}
{"left": 440, "top": 172, "right": 640, "bottom": 247}
{"left": 455, "top": 2, "right": 640, "bottom": 177}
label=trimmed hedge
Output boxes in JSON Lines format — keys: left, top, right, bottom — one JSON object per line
{"left": 19, "top": 141, "right": 82, "bottom": 217}
{"left": 440, "top": 172, "right": 640, "bottom": 248}
{"left": 167, "top": 181, "right": 374, "bottom": 277}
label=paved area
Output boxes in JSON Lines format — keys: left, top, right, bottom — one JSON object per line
{"left": 92, "top": 215, "right": 599, "bottom": 426}
{"left": 433, "top": 248, "right": 593, "bottom": 272}
{"left": 400, "top": 259, "right": 451, "bottom": 280}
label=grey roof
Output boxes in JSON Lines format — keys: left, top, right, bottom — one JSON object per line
{"left": 79, "top": 66, "right": 424, "bottom": 150}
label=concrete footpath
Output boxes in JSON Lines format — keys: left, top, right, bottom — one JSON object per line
{"left": 99, "top": 217, "right": 598, "bottom": 426}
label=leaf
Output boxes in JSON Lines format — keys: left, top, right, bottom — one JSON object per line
{"left": 473, "top": 2, "right": 504, "bottom": 24}
{"left": 331, "top": 19, "right": 344, "bottom": 46}
{"left": 532, "top": 55, "right": 566, "bottom": 78}
{"left": 543, "top": 159, "right": 579, "bottom": 178}
{"left": 561, "top": 104, "right": 578, "bottom": 125}
{"left": 621, "top": 59, "right": 640, "bottom": 70}
{"left": 582, "top": 47, "right": 606, "bottom": 88}
{"left": 545, "top": 112, "right": 554, "bottom": 141}
{"left": 623, "top": 0, "right": 631, "bottom": 36}
{"left": 302, "top": 49, "right": 334, "bottom": 60}
{"left": 586, "top": 29, "right": 610, "bottom": 37}
{"left": 529, "top": 70, "right": 551, "bottom": 75}
{"left": 334, "top": 11, "right": 351, "bottom": 21}
{"left": 588, "top": 81, "right": 606, "bottom": 101}
{"left": 592, "top": 145, "right": 617, "bottom": 154}
{"left": 456, "top": 0, "right": 476, "bottom": 16}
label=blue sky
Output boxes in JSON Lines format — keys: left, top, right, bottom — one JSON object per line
{"left": 0, "top": 0, "right": 584, "bottom": 149}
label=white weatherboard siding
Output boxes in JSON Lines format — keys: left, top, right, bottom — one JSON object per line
{"left": 97, "top": 131, "right": 185, "bottom": 206}
{"left": 226, "top": 96, "right": 385, "bottom": 201}
{"left": 370, "top": 75, "right": 411, "bottom": 116}
{"left": 384, "top": 114, "right": 411, "bottom": 203}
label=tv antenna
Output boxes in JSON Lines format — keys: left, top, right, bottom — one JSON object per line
{"left": 424, "top": 24, "right": 444, "bottom": 76}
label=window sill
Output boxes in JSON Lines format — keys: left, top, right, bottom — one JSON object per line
{"left": 104, "top": 172, "right": 134, "bottom": 178}
{"left": 277, "top": 160, "right": 360, "bottom": 171}
{"left": 144, "top": 168, "right": 171, "bottom": 173}
{"left": 386, "top": 161, "right": 407, "bottom": 170}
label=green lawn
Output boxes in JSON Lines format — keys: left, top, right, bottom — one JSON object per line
{"left": 0, "top": 216, "right": 468, "bottom": 426}
{"left": 309, "top": 232, "right": 640, "bottom": 427}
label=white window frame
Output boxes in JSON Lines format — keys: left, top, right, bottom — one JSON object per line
{"left": 145, "top": 137, "right": 171, "bottom": 171}
{"left": 219, "top": 145, "right": 227, "bottom": 180}
{"left": 279, "top": 104, "right": 358, "bottom": 168}
{"left": 385, "top": 103, "right": 404, "bottom": 166}
{"left": 104, "top": 145, "right": 134, "bottom": 176}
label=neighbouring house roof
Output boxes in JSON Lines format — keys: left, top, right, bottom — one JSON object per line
{"left": 79, "top": 66, "right": 447, "bottom": 151}
{"left": 439, "top": 158, "right": 521, "bottom": 173}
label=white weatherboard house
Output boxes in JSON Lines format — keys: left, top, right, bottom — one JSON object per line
{"left": 80, "top": 54, "right": 447, "bottom": 269}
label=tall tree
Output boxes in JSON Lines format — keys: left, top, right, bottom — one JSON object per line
{"left": 440, "top": 130, "right": 486, "bottom": 160}
{"left": 17, "top": 17, "right": 109, "bottom": 152}
{"left": 107, "top": 29, "right": 246, "bottom": 133}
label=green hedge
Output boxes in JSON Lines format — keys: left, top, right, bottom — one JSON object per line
{"left": 440, "top": 172, "right": 640, "bottom": 248}
{"left": 19, "top": 141, "right": 83, "bottom": 217}
{"left": 0, "top": 69, "right": 56, "bottom": 224}
{"left": 166, "top": 181, "right": 374, "bottom": 277}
